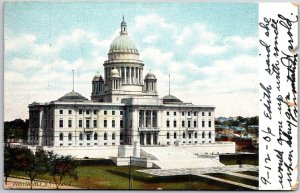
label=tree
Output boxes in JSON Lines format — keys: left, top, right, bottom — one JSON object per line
{"left": 4, "top": 119, "right": 29, "bottom": 142}
{"left": 48, "top": 152, "right": 78, "bottom": 189}
{"left": 14, "top": 148, "right": 49, "bottom": 189}
{"left": 4, "top": 145, "right": 16, "bottom": 185}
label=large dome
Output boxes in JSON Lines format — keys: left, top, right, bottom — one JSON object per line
{"left": 109, "top": 34, "right": 138, "bottom": 53}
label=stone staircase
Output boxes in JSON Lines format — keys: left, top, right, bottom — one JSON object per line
{"left": 141, "top": 146, "right": 224, "bottom": 169}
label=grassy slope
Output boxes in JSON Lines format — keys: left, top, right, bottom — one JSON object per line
{"left": 10, "top": 155, "right": 258, "bottom": 190}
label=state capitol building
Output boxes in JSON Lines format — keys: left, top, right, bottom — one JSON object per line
{"left": 27, "top": 17, "right": 234, "bottom": 160}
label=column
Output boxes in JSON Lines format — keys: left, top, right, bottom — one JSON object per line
{"left": 137, "top": 68, "right": 140, "bottom": 84}
{"left": 132, "top": 110, "right": 139, "bottom": 145}
{"left": 141, "top": 70, "right": 143, "bottom": 84}
{"left": 129, "top": 67, "right": 131, "bottom": 84}
{"left": 124, "top": 67, "right": 127, "bottom": 83}
{"left": 152, "top": 133, "right": 155, "bottom": 145}
{"left": 150, "top": 110, "right": 153, "bottom": 127}
{"left": 38, "top": 110, "right": 43, "bottom": 146}
{"left": 132, "top": 67, "right": 135, "bottom": 84}
{"left": 150, "top": 133, "right": 153, "bottom": 145}
{"left": 143, "top": 111, "right": 146, "bottom": 127}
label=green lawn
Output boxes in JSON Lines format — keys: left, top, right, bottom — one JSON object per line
{"left": 10, "top": 155, "right": 258, "bottom": 190}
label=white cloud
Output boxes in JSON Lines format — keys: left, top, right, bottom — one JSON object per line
{"left": 133, "top": 14, "right": 175, "bottom": 31}
{"left": 143, "top": 35, "right": 159, "bottom": 44}
{"left": 224, "top": 36, "right": 257, "bottom": 49}
{"left": 174, "top": 27, "right": 192, "bottom": 45}
{"left": 5, "top": 34, "right": 36, "bottom": 52}
{"left": 191, "top": 45, "right": 227, "bottom": 55}
{"left": 140, "top": 47, "right": 174, "bottom": 66}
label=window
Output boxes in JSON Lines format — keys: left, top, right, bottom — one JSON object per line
{"left": 68, "top": 120, "right": 72, "bottom": 128}
{"left": 182, "top": 112, "right": 185, "bottom": 116}
{"left": 86, "top": 110, "right": 90, "bottom": 115}
{"left": 59, "top": 120, "right": 63, "bottom": 128}
{"left": 79, "top": 133, "right": 83, "bottom": 140}
{"left": 86, "top": 120, "right": 90, "bottom": 128}
{"left": 202, "top": 121, "right": 205, "bottom": 127}
{"left": 174, "top": 132, "right": 177, "bottom": 139}
{"left": 183, "top": 132, "right": 186, "bottom": 138}
{"left": 112, "top": 120, "right": 115, "bottom": 128}
{"left": 194, "top": 121, "right": 197, "bottom": 127}
{"left": 189, "top": 133, "right": 192, "bottom": 139}
{"left": 79, "top": 109, "right": 83, "bottom": 114}
{"left": 182, "top": 120, "right": 185, "bottom": 127}
{"left": 209, "top": 132, "right": 212, "bottom": 138}
{"left": 68, "top": 110, "right": 72, "bottom": 115}
{"left": 86, "top": 134, "right": 90, "bottom": 140}
{"left": 104, "top": 120, "right": 107, "bottom": 127}
{"left": 209, "top": 121, "right": 211, "bottom": 127}
{"left": 93, "top": 110, "right": 97, "bottom": 115}
{"left": 104, "top": 133, "right": 107, "bottom": 140}
{"left": 166, "top": 120, "right": 170, "bottom": 127}
{"left": 166, "top": 111, "right": 169, "bottom": 116}
{"left": 194, "top": 112, "right": 197, "bottom": 116}
{"left": 120, "top": 111, "right": 123, "bottom": 115}
{"left": 79, "top": 120, "right": 82, "bottom": 127}
{"left": 93, "top": 120, "right": 97, "bottom": 128}
{"left": 120, "top": 120, "right": 123, "bottom": 128}
{"left": 94, "top": 133, "right": 98, "bottom": 140}
{"left": 202, "top": 132, "right": 205, "bottom": 138}
{"left": 173, "top": 120, "right": 177, "bottom": 127}
{"left": 112, "top": 133, "right": 115, "bottom": 140}
{"left": 68, "top": 133, "right": 72, "bottom": 141}
{"left": 209, "top": 112, "right": 211, "bottom": 116}
{"left": 59, "top": 133, "right": 63, "bottom": 140}
{"left": 166, "top": 132, "right": 170, "bottom": 139}
{"left": 60, "top": 110, "right": 63, "bottom": 114}
{"left": 202, "top": 112, "right": 205, "bottom": 116}
{"left": 188, "top": 121, "right": 191, "bottom": 128}
{"left": 120, "top": 133, "right": 123, "bottom": 140}
{"left": 112, "top": 111, "right": 115, "bottom": 115}
{"left": 104, "top": 110, "right": 107, "bottom": 115}
{"left": 195, "top": 132, "right": 197, "bottom": 138}
{"left": 174, "top": 112, "right": 176, "bottom": 116}
{"left": 188, "top": 112, "right": 191, "bottom": 116}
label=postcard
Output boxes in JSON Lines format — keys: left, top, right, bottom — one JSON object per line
{"left": 3, "top": 1, "right": 298, "bottom": 190}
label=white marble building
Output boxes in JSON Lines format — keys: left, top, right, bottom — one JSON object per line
{"left": 27, "top": 18, "right": 235, "bottom": 159}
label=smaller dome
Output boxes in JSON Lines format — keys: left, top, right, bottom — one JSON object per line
{"left": 92, "top": 74, "right": 100, "bottom": 81}
{"left": 145, "top": 72, "right": 156, "bottom": 80}
{"left": 58, "top": 91, "right": 88, "bottom": 102}
{"left": 163, "top": 94, "right": 182, "bottom": 104}
{"left": 110, "top": 69, "right": 120, "bottom": 78}
{"left": 92, "top": 74, "right": 104, "bottom": 82}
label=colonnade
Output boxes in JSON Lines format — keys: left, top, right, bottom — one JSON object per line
{"left": 105, "top": 66, "right": 143, "bottom": 84}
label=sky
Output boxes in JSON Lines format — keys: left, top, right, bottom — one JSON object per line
{"left": 4, "top": 2, "right": 258, "bottom": 121}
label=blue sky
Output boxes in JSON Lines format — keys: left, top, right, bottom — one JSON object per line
{"left": 4, "top": 2, "right": 258, "bottom": 121}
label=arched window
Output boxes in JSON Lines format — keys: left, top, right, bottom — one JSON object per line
{"left": 174, "top": 132, "right": 177, "bottom": 139}
{"left": 59, "top": 133, "right": 63, "bottom": 141}
{"left": 94, "top": 133, "right": 98, "bottom": 140}
{"left": 202, "top": 132, "right": 205, "bottom": 138}
{"left": 183, "top": 132, "right": 186, "bottom": 138}
{"left": 79, "top": 133, "right": 83, "bottom": 141}
{"left": 112, "top": 133, "right": 115, "bottom": 140}
{"left": 189, "top": 133, "right": 192, "bottom": 139}
{"left": 86, "top": 134, "right": 90, "bottom": 140}
{"left": 209, "top": 132, "right": 212, "bottom": 139}
{"left": 68, "top": 133, "right": 72, "bottom": 141}
{"left": 104, "top": 132, "right": 107, "bottom": 140}
{"left": 166, "top": 132, "right": 170, "bottom": 139}
{"left": 194, "top": 132, "right": 197, "bottom": 138}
